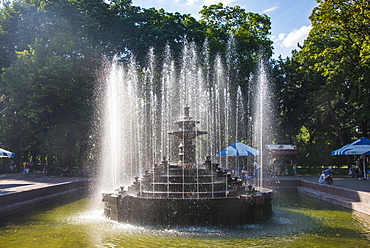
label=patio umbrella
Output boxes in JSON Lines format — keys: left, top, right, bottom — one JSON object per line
{"left": 216, "top": 141, "right": 260, "bottom": 157}
{"left": 0, "top": 148, "right": 15, "bottom": 158}
{"left": 331, "top": 137, "right": 370, "bottom": 178}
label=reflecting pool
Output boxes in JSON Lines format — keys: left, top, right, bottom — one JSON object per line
{"left": 1, "top": 192, "right": 369, "bottom": 247}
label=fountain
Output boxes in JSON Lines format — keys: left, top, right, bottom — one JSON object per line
{"left": 102, "top": 106, "right": 272, "bottom": 226}
{"left": 100, "top": 41, "right": 273, "bottom": 226}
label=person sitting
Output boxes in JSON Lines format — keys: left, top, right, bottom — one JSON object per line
{"left": 349, "top": 165, "right": 355, "bottom": 178}
{"left": 354, "top": 166, "right": 361, "bottom": 178}
{"left": 318, "top": 168, "right": 333, "bottom": 185}
{"left": 59, "top": 167, "right": 69, "bottom": 177}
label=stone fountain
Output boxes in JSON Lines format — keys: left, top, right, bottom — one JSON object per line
{"left": 102, "top": 107, "right": 272, "bottom": 226}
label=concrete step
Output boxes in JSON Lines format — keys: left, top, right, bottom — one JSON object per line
{"left": 298, "top": 186, "right": 370, "bottom": 216}
{"left": 264, "top": 179, "right": 301, "bottom": 191}
{"left": 0, "top": 187, "right": 86, "bottom": 218}
{"left": 0, "top": 180, "right": 89, "bottom": 218}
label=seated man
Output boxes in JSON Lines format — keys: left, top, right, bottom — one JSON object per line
{"left": 318, "top": 168, "right": 333, "bottom": 185}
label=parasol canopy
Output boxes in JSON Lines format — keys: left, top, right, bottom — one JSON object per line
{"left": 0, "top": 148, "right": 15, "bottom": 158}
{"left": 331, "top": 137, "right": 370, "bottom": 155}
{"left": 216, "top": 141, "right": 260, "bottom": 157}
{"left": 331, "top": 137, "right": 370, "bottom": 178}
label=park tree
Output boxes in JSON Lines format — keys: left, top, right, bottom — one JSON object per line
{"left": 0, "top": 0, "right": 276, "bottom": 171}
{"left": 199, "top": 3, "right": 272, "bottom": 90}
{"left": 0, "top": 0, "right": 103, "bottom": 168}
{"left": 271, "top": 0, "right": 370, "bottom": 166}
{"left": 297, "top": 0, "right": 370, "bottom": 146}
{"left": 109, "top": 3, "right": 205, "bottom": 64}
{"left": 199, "top": 3, "right": 273, "bottom": 144}
{"left": 272, "top": 56, "right": 309, "bottom": 144}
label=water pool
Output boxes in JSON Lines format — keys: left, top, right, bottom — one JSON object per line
{"left": 0, "top": 192, "right": 369, "bottom": 247}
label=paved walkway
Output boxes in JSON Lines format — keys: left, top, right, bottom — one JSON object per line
{"left": 1, "top": 171, "right": 369, "bottom": 195}
{"left": 273, "top": 174, "right": 370, "bottom": 193}
{"left": 0, "top": 171, "right": 87, "bottom": 196}
{"left": 0, "top": 171, "right": 90, "bottom": 218}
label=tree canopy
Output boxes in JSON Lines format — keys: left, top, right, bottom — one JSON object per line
{"left": 272, "top": 0, "right": 370, "bottom": 166}
{"left": 1, "top": 0, "right": 367, "bottom": 170}
{"left": 0, "top": 0, "right": 272, "bottom": 170}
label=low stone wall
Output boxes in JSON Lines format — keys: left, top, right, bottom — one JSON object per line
{"left": 266, "top": 178, "right": 370, "bottom": 216}
{"left": 0, "top": 180, "right": 89, "bottom": 218}
{"left": 263, "top": 179, "right": 302, "bottom": 190}
{"left": 298, "top": 180, "right": 370, "bottom": 216}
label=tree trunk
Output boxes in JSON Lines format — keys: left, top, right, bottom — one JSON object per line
{"left": 360, "top": 121, "right": 368, "bottom": 138}
{"left": 327, "top": 101, "right": 345, "bottom": 145}
{"left": 327, "top": 101, "right": 351, "bottom": 166}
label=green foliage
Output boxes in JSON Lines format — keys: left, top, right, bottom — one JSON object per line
{"left": 0, "top": 0, "right": 274, "bottom": 169}
{"left": 4, "top": 0, "right": 367, "bottom": 169}
{"left": 0, "top": 0, "right": 100, "bottom": 167}
{"left": 298, "top": 0, "right": 370, "bottom": 135}
{"left": 271, "top": 0, "right": 369, "bottom": 166}
{"left": 200, "top": 3, "right": 272, "bottom": 89}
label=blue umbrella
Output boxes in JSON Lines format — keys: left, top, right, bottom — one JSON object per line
{"left": 331, "top": 137, "right": 370, "bottom": 178}
{"left": 331, "top": 137, "right": 370, "bottom": 155}
{"left": 0, "top": 148, "right": 15, "bottom": 158}
{"left": 216, "top": 141, "right": 260, "bottom": 157}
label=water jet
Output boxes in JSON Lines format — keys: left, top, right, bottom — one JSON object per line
{"left": 100, "top": 42, "right": 273, "bottom": 226}
{"left": 102, "top": 106, "right": 272, "bottom": 226}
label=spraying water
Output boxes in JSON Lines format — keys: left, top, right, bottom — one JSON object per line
{"left": 96, "top": 41, "right": 271, "bottom": 195}
{"left": 252, "top": 56, "right": 272, "bottom": 189}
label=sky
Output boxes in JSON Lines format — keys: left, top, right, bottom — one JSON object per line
{"left": 131, "top": 0, "right": 319, "bottom": 59}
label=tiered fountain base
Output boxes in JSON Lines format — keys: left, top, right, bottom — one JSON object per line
{"left": 103, "top": 189, "right": 272, "bottom": 226}
{"left": 102, "top": 108, "right": 273, "bottom": 226}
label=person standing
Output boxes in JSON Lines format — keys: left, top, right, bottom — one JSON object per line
{"left": 24, "top": 162, "right": 30, "bottom": 176}
{"left": 9, "top": 160, "right": 15, "bottom": 172}
{"left": 253, "top": 161, "right": 259, "bottom": 178}
{"left": 293, "top": 165, "right": 298, "bottom": 177}
{"left": 280, "top": 160, "right": 286, "bottom": 175}
{"left": 43, "top": 162, "right": 49, "bottom": 175}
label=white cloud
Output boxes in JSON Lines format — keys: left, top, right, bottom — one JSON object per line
{"left": 184, "top": 0, "right": 199, "bottom": 5}
{"left": 263, "top": 6, "right": 277, "bottom": 14}
{"left": 278, "top": 33, "right": 286, "bottom": 41}
{"left": 281, "top": 25, "right": 312, "bottom": 48}
{"left": 173, "top": 0, "right": 236, "bottom": 10}
{"left": 203, "top": 0, "right": 236, "bottom": 6}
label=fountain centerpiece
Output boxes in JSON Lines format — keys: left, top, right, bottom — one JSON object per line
{"left": 102, "top": 107, "right": 272, "bottom": 226}
{"left": 167, "top": 106, "right": 207, "bottom": 165}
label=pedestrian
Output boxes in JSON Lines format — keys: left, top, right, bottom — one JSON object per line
{"left": 280, "top": 160, "right": 286, "bottom": 175}
{"left": 43, "top": 162, "right": 49, "bottom": 175}
{"left": 9, "top": 160, "right": 15, "bottom": 172}
{"left": 24, "top": 162, "right": 30, "bottom": 176}
{"left": 293, "top": 165, "right": 298, "bottom": 177}
{"left": 253, "top": 161, "right": 259, "bottom": 178}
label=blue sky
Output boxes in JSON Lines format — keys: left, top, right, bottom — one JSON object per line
{"left": 131, "top": 0, "right": 318, "bottom": 59}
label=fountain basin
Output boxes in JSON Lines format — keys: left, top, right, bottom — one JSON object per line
{"left": 102, "top": 189, "right": 272, "bottom": 226}
{"left": 101, "top": 107, "right": 273, "bottom": 226}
